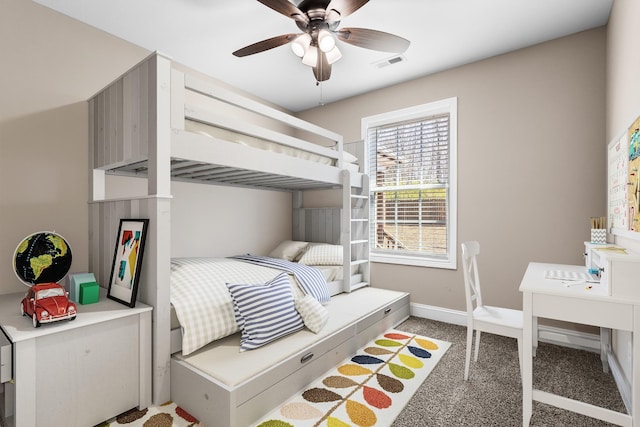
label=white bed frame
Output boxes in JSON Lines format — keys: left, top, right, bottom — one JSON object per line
{"left": 87, "top": 52, "right": 374, "bottom": 406}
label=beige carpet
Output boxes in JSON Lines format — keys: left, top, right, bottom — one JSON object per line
{"left": 392, "top": 317, "right": 627, "bottom": 426}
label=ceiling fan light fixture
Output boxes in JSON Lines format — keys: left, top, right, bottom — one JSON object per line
{"left": 291, "top": 33, "right": 311, "bottom": 57}
{"left": 325, "top": 46, "right": 342, "bottom": 64}
{"left": 317, "top": 29, "right": 335, "bottom": 52}
{"left": 302, "top": 45, "right": 318, "bottom": 67}
{"left": 234, "top": 0, "right": 411, "bottom": 83}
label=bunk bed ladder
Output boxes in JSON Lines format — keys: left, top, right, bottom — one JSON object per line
{"left": 341, "top": 170, "right": 370, "bottom": 293}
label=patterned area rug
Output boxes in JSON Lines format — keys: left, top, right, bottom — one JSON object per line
{"left": 253, "top": 330, "right": 450, "bottom": 427}
{"left": 98, "top": 401, "right": 203, "bottom": 427}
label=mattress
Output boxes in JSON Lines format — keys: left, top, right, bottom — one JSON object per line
{"left": 185, "top": 120, "right": 360, "bottom": 172}
{"left": 172, "top": 287, "right": 407, "bottom": 388}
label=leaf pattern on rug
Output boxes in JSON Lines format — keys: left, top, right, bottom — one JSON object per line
{"left": 255, "top": 330, "right": 450, "bottom": 427}
{"left": 362, "top": 386, "right": 392, "bottom": 409}
{"left": 303, "top": 388, "right": 343, "bottom": 403}
{"left": 280, "top": 402, "right": 323, "bottom": 420}
{"left": 104, "top": 401, "right": 201, "bottom": 427}
{"left": 398, "top": 353, "right": 424, "bottom": 368}
{"left": 345, "top": 400, "right": 377, "bottom": 426}
{"left": 338, "top": 364, "right": 372, "bottom": 376}
{"left": 323, "top": 376, "right": 359, "bottom": 388}
{"left": 375, "top": 373, "right": 404, "bottom": 393}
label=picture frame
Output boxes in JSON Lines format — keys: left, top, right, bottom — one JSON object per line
{"left": 107, "top": 219, "right": 149, "bottom": 307}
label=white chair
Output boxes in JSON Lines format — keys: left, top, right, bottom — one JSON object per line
{"left": 461, "top": 241, "right": 523, "bottom": 381}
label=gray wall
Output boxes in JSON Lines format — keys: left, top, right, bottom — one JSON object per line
{"left": 1, "top": 0, "right": 149, "bottom": 294}
{"left": 299, "top": 28, "right": 607, "bottom": 317}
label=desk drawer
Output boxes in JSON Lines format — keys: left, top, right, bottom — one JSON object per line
{"left": 0, "top": 331, "right": 11, "bottom": 384}
{"left": 531, "top": 293, "right": 633, "bottom": 331}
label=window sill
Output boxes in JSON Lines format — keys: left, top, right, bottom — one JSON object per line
{"left": 371, "top": 253, "right": 456, "bottom": 270}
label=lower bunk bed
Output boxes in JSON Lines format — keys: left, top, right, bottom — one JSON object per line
{"left": 167, "top": 257, "right": 409, "bottom": 427}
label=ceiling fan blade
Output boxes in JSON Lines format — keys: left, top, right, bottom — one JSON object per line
{"left": 313, "top": 51, "right": 332, "bottom": 82}
{"left": 257, "top": 0, "right": 308, "bottom": 24}
{"left": 336, "top": 27, "right": 410, "bottom": 53}
{"left": 325, "top": 0, "right": 369, "bottom": 21}
{"left": 232, "top": 34, "right": 297, "bottom": 57}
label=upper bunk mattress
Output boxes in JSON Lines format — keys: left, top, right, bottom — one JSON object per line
{"left": 185, "top": 120, "right": 360, "bottom": 173}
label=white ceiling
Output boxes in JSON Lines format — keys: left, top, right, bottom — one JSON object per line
{"left": 33, "top": 0, "right": 612, "bottom": 112}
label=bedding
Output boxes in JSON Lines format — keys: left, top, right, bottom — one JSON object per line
{"left": 170, "top": 257, "right": 301, "bottom": 355}
{"left": 168, "top": 265, "right": 351, "bottom": 331}
{"left": 229, "top": 254, "right": 330, "bottom": 303}
{"left": 171, "top": 255, "right": 333, "bottom": 355}
{"left": 185, "top": 119, "right": 360, "bottom": 172}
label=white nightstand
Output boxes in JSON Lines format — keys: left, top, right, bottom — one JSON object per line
{"left": 0, "top": 288, "right": 152, "bottom": 427}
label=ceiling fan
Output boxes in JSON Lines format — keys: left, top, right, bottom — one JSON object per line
{"left": 232, "top": 0, "right": 410, "bottom": 82}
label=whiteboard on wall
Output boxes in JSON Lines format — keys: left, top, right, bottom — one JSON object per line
{"left": 608, "top": 131, "right": 628, "bottom": 230}
{"left": 608, "top": 112, "right": 640, "bottom": 240}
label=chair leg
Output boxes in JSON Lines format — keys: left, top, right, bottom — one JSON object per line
{"left": 517, "top": 337, "right": 523, "bottom": 378}
{"left": 464, "top": 327, "right": 473, "bottom": 381}
{"left": 474, "top": 330, "right": 481, "bottom": 362}
{"left": 533, "top": 316, "right": 538, "bottom": 357}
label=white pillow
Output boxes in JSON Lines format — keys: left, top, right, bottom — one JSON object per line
{"left": 226, "top": 273, "right": 304, "bottom": 351}
{"left": 295, "top": 294, "right": 329, "bottom": 333}
{"left": 298, "top": 244, "right": 343, "bottom": 266}
{"left": 268, "top": 240, "right": 309, "bottom": 261}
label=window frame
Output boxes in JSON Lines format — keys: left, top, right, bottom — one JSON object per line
{"left": 361, "top": 97, "right": 457, "bottom": 269}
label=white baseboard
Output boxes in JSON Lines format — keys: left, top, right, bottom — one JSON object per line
{"left": 410, "top": 302, "right": 632, "bottom": 410}
{"left": 410, "top": 302, "right": 467, "bottom": 326}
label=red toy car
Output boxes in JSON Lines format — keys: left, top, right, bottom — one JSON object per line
{"left": 20, "top": 282, "right": 77, "bottom": 328}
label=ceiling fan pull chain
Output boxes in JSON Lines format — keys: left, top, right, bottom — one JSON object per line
{"left": 317, "top": 79, "right": 325, "bottom": 106}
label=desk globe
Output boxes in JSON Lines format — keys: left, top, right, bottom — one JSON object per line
{"left": 13, "top": 231, "right": 72, "bottom": 286}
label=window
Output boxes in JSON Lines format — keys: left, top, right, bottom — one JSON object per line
{"left": 362, "top": 97, "right": 457, "bottom": 269}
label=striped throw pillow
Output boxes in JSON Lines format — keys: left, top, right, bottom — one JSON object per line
{"left": 227, "top": 273, "right": 304, "bottom": 351}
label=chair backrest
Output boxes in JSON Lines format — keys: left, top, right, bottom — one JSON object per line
{"left": 461, "top": 241, "right": 483, "bottom": 314}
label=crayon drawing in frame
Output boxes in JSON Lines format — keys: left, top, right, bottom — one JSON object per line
{"left": 107, "top": 218, "right": 149, "bottom": 307}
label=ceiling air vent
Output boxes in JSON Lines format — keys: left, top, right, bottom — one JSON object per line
{"left": 373, "top": 55, "right": 407, "bottom": 69}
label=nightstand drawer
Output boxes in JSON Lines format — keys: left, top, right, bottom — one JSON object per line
{"left": 0, "top": 331, "right": 11, "bottom": 383}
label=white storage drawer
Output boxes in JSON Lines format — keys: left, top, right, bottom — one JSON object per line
{"left": 355, "top": 293, "right": 410, "bottom": 334}
{"left": 234, "top": 324, "right": 356, "bottom": 405}
{"left": 235, "top": 337, "right": 357, "bottom": 427}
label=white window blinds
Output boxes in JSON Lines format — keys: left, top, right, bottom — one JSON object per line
{"left": 367, "top": 113, "right": 451, "bottom": 259}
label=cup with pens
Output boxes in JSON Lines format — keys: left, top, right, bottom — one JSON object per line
{"left": 590, "top": 216, "right": 607, "bottom": 244}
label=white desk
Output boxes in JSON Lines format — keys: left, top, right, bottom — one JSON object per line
{"left": 520, "top": 262, "right": 638, "bottom": 427}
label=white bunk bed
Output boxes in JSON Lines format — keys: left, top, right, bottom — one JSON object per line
{"left": 88, "top": 52, "right": 409, "bottom": 426}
